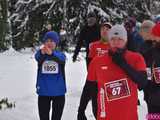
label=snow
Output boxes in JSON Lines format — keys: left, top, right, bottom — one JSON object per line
{"left": 15, "top": 0, "right": 33, "bottom": 5}
{"left": 17, "top": 15, "right": 29, "bottom": 29}
{"left": 88, "top": 4, "right": 110, "bottom": 19}
{"left": 0, "top": 48, "right": 148, "bottom": 120}
{"left": 44, "top": 1, "right": 56, "bottom": 15}
{"left": 60, "top": 30, "right": 67, "bottom": 35}
{"left": 69, "top": 17, "right": 77, "bottom": 23}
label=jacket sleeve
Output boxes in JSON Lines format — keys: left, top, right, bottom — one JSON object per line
{"left": 73, "top": 28, "right": 85, "bottom": 59}
{"left": 121, "top": 65, "right": 148, "bottom": 90}
{"left": 35, "top": 50, "right": 46, "bottom": 65}
{"left": 50, "top": 51, "right": 66, "bottom": 65}
{"left": 120, "top": 63, "right": 160, "bottom": 91}
{"left": 114, "top": 53, "right": 148, "bottom": 89}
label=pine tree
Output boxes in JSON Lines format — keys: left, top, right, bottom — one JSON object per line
{"left": 8, "top": 0, "right": 160, "bottom": 51}
{"left": 0, "top": 0, "right": 9, "bottom": 52}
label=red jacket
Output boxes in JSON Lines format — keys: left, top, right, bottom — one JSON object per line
{"left": 87, "top": 50, "right": 146, "bottom": 120}
{"left": 89, "top": 41, "right": 110, "bottom": 59}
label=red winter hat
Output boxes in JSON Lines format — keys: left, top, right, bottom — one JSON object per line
{"left": 152, "top": 23, "right": 160, "bottom": 37}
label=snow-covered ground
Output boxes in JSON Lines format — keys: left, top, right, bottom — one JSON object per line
{"left": 0, "top": 48, "right": 147, "bottom": 120}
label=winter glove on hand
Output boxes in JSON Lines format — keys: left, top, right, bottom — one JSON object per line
{"left": 72, "top": 55, "right": 77, "bottom": 62}
{"left": 109, "top": 48, "right": 127, "bottom": 67}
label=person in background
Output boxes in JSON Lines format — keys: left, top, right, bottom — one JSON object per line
{"left": 39, "top": 24, "right": 53, "bottom": 42}
{"left": 124, "top": 17, "right": 145, "bottom": 105}
{"left": 140, "top": 22, "right": 160, "bottom": 117}
{"left": 139, "top": 20, "right": 155, "bottom": 55}
{"left": 72, "top": 12, "right": 100, "bottom": 67}
{"left": 35, "top": 31, "right": 66, "bottom": 120}
{"left": 134, "top": 22, "right": 145, "bottom": 52}
{"left": 124, "top": 17, "right": 137, "bottom": 51}
{"left": 124, "top": 17, "right": 144, "bottom": 52}
{"left": 154, "top": 15, "right": 160, "bottom": 24}
{"left": 77, "top": 20, "right": 111, "bottom": 120}
{"left": 59, "top": 26, "right": 68, "bottom": 52}
{"left": 88, "top": 19, "right": 112, "bottom": 60}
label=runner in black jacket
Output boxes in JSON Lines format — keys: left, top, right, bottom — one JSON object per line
{"left": 140, "top": 23, "right": 160, "bottom": 114}
{"left": 72, "top": 12, "right": 100, "bottom": 67}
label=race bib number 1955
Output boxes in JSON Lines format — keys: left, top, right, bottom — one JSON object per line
{"left": 42, "top": 61, "right": 58, "bottom": 74}
{"left": 104, "top": 78, "right": 131, "bottom": 101}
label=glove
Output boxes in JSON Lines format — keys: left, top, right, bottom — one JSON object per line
{"left": 72, "top": 55, "right": 77, "bottom": 62}
{"left": 109, "top": 48, "right": 127, "bottom": 67}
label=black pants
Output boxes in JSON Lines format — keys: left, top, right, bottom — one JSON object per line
{"left": 77, "top": 81, "right": 98, "bottom": 120}
{"left": 147, "top": 104, "right": 160, "bottom": 113}
{"left": 38, "top": 95, "right": 65, "bottom": 120}
{"left": 85, "top": 57, "right": 91, "bottom": 70}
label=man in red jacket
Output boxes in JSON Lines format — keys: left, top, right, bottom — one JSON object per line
{"left": 87, "top": 24, "right": 149, "bottom": 120}
{"left": 77, "top": 21, "right": 111, "bottom": 120}
{"left": 88, "top": 22, "right": 112, "bottom": 60}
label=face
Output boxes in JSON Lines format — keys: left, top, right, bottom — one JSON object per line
{"left": 44, "top": 39, "right": 56, "bottom": 50}
{"left": 109, "top": 37, "right": 127, "bottom": 51}
{"left": 47, "top": 24, "right": 52, "bottom": 31}
{"left": 140, "top": 26, "right": 153, "bottom": 40}
{"left": 87, "top": 17, "right": 97, "bottom": 27}
{"left": 100, "top": 25, "right": 110, "bottom": 41}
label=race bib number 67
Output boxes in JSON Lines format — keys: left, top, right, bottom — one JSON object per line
{"left": 42, "top": 61, "right": 59, "bottom": 74}
{"left": 104, "top": 78, "right": 131, "bottom": 101}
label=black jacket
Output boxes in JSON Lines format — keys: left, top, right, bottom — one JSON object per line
{"left": 127, "top": 31, "right": 144, "bottom": 52}
{"left": 140, "top": 41, "right": 160, "bottom": 106}
{"left": 73, "top": 24, "right": 100, "bottom": 59}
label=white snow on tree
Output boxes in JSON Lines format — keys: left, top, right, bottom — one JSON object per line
{"left": 5, "top": 0, "right": 160, "bottom": 51}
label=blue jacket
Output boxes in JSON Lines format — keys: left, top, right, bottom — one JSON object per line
{"left": 35, "top": 50, "right": 66, "bottom": 96}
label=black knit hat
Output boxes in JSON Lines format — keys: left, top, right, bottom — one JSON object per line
{"left": 100, "top": 17, "right": 112, "bottom": 28}
{"left": 87, "top": 12, "right": 96, "bottom": 18}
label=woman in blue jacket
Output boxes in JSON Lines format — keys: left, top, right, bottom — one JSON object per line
{"left": 35, "top": 31, "right": 66, "bottom": 120}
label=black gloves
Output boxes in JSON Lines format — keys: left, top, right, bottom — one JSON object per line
{"left": 109, "top": 48, "right": 127, "bottom": 67}
{"left": 109, "top": 48, "right": 148, "bottom": 89}
{"left": 72, "top": 55, "right": 77, "bottom": 62}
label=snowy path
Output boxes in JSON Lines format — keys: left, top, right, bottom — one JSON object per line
{"left": 0, "top": 49, "right": 147, "bottom": 120}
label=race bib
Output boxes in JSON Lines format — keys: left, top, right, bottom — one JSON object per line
{"left": 42, "top": 61, "right": 59, "bottom": 74}
{"left": 146, "top": 68, "right": 152, "bottom": 80}
{"left": 104, "top": 78, "right": 131, "bottom": 101}
{"left": 153, "top": 67, "right": 160, "bottom": 84}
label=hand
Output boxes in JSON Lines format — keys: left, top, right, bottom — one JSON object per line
{"left": 109, "top": 48, "right": 127, "bottom": 67}
{"left": 72, "top": 55, "right": 77, "bottom": 62}
{"left": 45, "top": 46, "right": 53, "bottom": 55}
{"left": 41, "top": 46, "right": 46, "bottom": 55}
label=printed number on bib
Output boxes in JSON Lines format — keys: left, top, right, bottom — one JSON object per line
{"left": 104, "top": 78, "right": 131, "bottom": 101}
{"left": 42, "top": 61, "right": 58, "bottom": 74}
{"left": 153, "top": 67, "right": 160, "bottom": 84}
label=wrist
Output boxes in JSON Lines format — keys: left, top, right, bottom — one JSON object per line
{"left": 118, "top": 61, "right": 128, "bottom": 68}
{"left": 40, "top": 50, "right": 45, "bottom": 55}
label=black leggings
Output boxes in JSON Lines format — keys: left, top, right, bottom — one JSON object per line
{"left": 38, "top": 95, "right": 65, "bottom": 120}
{"left": 77, "top": 81, "right": 98, "bottom": 120}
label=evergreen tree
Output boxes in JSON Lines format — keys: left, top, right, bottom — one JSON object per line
{"left": 0, "top": 0, "right": 9, "bottom": 52}
{"left": 8, "top": 0, "right": 160, "bottom": 51}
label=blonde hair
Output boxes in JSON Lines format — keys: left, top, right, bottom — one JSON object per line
{"left": 140, "top": 20, "right": 155, "bottom": 40}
